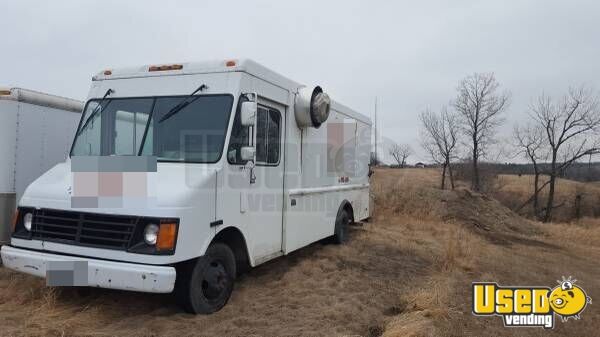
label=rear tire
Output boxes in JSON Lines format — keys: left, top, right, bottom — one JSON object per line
{"left": 332, "top": 209, "right": 351, "bottom": 244}
{"left": 175, "top": 243, "right": 236, "bottom": 314}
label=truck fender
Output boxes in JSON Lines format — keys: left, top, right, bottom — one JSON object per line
{"left": 199, "top": 225, "right": 253, "bottom": 271}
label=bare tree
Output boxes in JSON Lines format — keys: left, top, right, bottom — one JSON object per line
{"left": 389, "top": 143, "right": 413, "bottom": 168}
{"left": 514, "top": 123, "right": 547, "bottom": 219}
{"left": 453, "top": 73, "right": 510, "bottom": 191}
{"left": 420, "top": 107, "right": 460, "bottom": 189}
{"left": 531, "top": 86, "right": 600, "bottom": 222}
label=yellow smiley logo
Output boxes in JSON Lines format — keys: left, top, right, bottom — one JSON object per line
{"left": 548, "top": 277, "right": 592, "bottom": 321}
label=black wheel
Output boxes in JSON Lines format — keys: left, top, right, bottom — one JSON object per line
{"left": 175, "top": 243, "right": 236, "bottom": 314}
{"left": 332, "top": 209, "right": 352, "bottom": 244}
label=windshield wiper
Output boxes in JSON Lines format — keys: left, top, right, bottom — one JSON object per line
{"left": 158, "top": 84, "right": 207, "bottom": 123}
{"left": 76, "top": 88, "right": 114, "bottom": 137}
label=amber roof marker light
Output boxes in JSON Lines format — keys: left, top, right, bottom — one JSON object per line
{"left": 149, "top": 64, "right": 184, "bottom": 72}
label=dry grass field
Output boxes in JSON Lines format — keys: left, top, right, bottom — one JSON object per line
{"left": 1, "top": 168, "right": 599, "bottom": 336}
{"left": 493, "top": 174, "right": 600, "bottom": 222}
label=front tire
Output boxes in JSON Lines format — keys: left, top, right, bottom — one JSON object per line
{"left": 175, "top": 243, "right": 236, "bottom": 314}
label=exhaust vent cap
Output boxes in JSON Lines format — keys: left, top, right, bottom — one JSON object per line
{"left": 294, "top": 86, "right": 331, "bottom": 129}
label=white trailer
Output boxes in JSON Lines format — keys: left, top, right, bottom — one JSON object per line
{"left": 0, "top": 87, "right": 83, "bottom": 244}
{"left": 1, "top": 59, "right": 371, "bottom": 313}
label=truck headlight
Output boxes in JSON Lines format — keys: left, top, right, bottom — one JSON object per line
{"left": 128, "top": 218, "right": 179, "bottom": 255}
{"left": 144, "top": 223, "right": 159, "bottom": 245}
{"left": 23, "top": 213, "right": 33, "bottom": 231}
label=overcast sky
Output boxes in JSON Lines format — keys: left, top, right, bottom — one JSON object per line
{"left": 2, "top": 0, "right": 600, "bottom": 163}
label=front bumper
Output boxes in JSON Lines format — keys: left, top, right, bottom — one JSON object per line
{"left": 0, "top": 245, "right": 176, "bottom": 293}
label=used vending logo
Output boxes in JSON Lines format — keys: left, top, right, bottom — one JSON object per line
{"left": 472, "top": 277, "right": 591, "bottom": 329}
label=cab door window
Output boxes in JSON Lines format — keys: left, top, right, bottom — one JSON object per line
{"left": 227, "top": 103, "right": 281, "bottom": 166}
{"left": 255, "top": 107, "right": 281, "bottom": 165}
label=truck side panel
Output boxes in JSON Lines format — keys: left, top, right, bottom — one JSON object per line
{"left": 283, "top": 106, "right": 371, "bottom": 254}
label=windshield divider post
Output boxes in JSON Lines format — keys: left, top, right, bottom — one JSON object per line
{"left": 138, "top": 98, "right": 158, "bottom": 156}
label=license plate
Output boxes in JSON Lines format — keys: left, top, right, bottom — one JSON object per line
{"left": 46, "top": 261, "right": 88, "bottom": 286}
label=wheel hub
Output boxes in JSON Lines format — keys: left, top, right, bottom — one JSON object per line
{"left": 202, "top": 261, "right": 228, "bottom": 300}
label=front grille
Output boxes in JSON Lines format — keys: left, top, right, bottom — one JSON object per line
{"left": 31, "top": 209, "right": 139, "bottom": 250}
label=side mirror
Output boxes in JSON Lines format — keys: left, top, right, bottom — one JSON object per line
{"left": 240, "top": 146, "right": 256, "bottom": 162}
{"left": 241, "top": 101, "right": 257, "bottom": 127}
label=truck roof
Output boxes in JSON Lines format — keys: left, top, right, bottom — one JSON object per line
{"left": 93, "top": 59, "right": 371, "bottom": 125}
{"left": 93, "top": 58, "right": 301, "bottom": 90}
{"left": 0, "top": 86, "right": 83, "bottom": 113}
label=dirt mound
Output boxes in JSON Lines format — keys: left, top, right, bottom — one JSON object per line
{"left": 375, "top": 185, "right": 541, "bottom": 245}
{"left": 372, "top": 169, "right": 542, "bottom": 246}
{"left": 442, "top": 188, "right": 542, "bottom": 245}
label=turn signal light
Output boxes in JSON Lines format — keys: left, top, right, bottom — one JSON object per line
{"left": 225, "top": 60, "right": 236, "bottom": 67}
{"left": 149, "top": 64, "right": 183, "bottom": 72}
{"left": 10, "top": 209, "right": 19, "bottom": 233}
{"left": 157, "top": 222, "right": 177, "bottom": 251}
{"left": 103, "top": 70, "right": 112, "bottom": 75}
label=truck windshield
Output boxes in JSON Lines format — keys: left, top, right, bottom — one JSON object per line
{"left": 71, "top": 94, "right": 234, "bottom": 163}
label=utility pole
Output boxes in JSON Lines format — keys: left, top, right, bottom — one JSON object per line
{"left": 374, "top": 97, "right": 378, "bottom": 164}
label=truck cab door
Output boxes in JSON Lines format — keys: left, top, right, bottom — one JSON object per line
{"left": 226, "top": 96, "right": 285, "bottom": 263}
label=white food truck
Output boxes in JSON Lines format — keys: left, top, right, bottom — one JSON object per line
{"left": 0, "top": 87, "right": 83, "bottom": 244}
{"left": 1, "top": 59, "right": 371, "bottom": 313}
